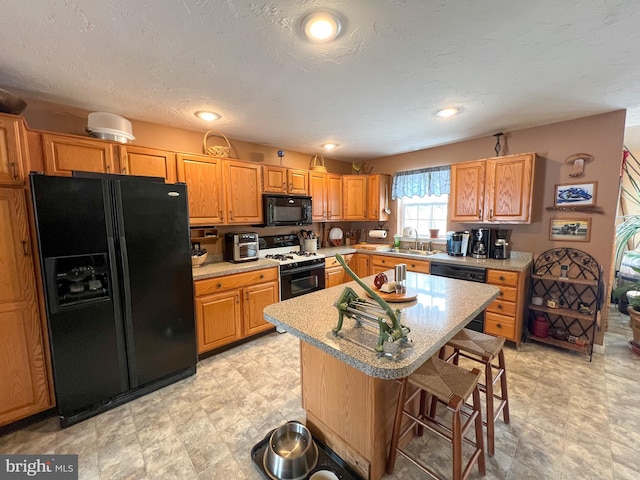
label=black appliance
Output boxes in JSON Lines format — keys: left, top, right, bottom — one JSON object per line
{"left": 259, "top": 234, "right": 325, "bottom": 300}
{"left": 493, "top": 229, "right": 511, "bottom": 260}
{"left": 30, "top": 172, "right": 196, "bottom": 427}
{"left": 446, "top": 231, "right": 469, "bottom": 256}
{"left": 469, "top": 228, "right": 494, "bottom": 259}
{"left": 224, "top": 232, "right": 259, "bottom": 263}
{"left": 263, "top": 194, "right": 312, "bottom": 227}
{"left": 430, "top": 262, "right": 487, "bottom": 332}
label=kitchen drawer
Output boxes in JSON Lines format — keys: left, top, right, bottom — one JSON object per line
{"left": 371, "top": 255, "right": 395, "bottom": 267}
{"left": 487, "top": 269, "right": 519, "bottom": 287}
{"left": 486, "top": 298, "right": 516, "bottom": 317}
{"left": 406, "top": 260, "right": 430, "bottom": 274}
{"left": 494, "top": 285, "right": 517, "bottom": 303}
{"left": 194, "top": 267, "right": 278, "bottom": 296}
{"left": 326, "top": 254, "right": 352, "bottom": 269}
{"left": 485, "top": 312, "right": 516, "bottom": 339}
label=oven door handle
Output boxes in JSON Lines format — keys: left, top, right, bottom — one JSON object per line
{"left": 280, "top": 263, "right": 325, "bottom": 276}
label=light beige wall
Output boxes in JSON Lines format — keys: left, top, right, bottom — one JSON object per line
{"left": 20, "top": 97, "right": 353, "bottom": 175}
{"left": 368, "top": 110, "right": 626, "bottom": 340}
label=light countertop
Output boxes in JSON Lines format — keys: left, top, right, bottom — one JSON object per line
{"left": 263, "top": 271, "right": 500, "bottom": 379}
{"left": 191, "top": 248, "right": 532, "bottom": 280}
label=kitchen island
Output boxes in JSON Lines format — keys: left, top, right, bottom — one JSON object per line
{"left": 264, "top": 271, "right": 500, "bottom": 480}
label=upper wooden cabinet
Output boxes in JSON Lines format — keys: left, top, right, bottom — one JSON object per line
{"left": 41, "top": 133, "right": 117, "bottom": 176}
{"left": 176, "top": 153, "right": 225, "bottom": 226}
{"left": 224, "top": 159, "right": 262, "bottom": 224}
{"left": 0, "top": 188, "right": 51, "bottom": 426}
{"left": 342, "top": 175, "right": 368, "bottom": 220}
{"left": 367, "top": 174, "right": 391, "bottom": 222}
{"left": 450, "top": 153, "right": 535, "bottom": 224}
{"left": 118, "top": 145, "right": 176, "bottom": 182}
{"left": 263, "top": 166, "right": 309, "bottom": 195}
{"left": 309, "top": 172, "right": 343, "bottom": 222}
{"left": 0, "top": 116, "right": 27, "bottom": 185}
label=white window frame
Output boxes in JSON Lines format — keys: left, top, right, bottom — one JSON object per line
{"left": 397, "top": 194, "right": 449, "bottom": 238}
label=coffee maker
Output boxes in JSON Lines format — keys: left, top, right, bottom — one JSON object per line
{"left": 493, "top": 229, "right": 511, "bottom": 259}
{"left": 469, "top": 228, "right": 493, "bottom": 259}
{"left": 446, "top": 231, "right": 469, "bottom": 256}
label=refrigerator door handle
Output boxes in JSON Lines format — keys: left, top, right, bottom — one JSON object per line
{"left": 107, "top": 235, "right": 130, "bottom": 392}
{"left": 113, "top": 182, "right": 139, "bottom": 389}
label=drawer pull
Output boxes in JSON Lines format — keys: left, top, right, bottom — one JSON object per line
{"left": 497, "top": 323, "right": 502, "bottom": 328}
{"left": 217, "top": 283, "right": 222, "bottom": 288}
{"left": 260, "top": 274, "right": 264, "bottom": 279}
{"left": 497, "top": 304, "right": 503, "bottom": 310}
{"left": 499, "top": 275, "right": 505, "bottom": 281}
{"left": 498, "top": 291, "right": 503, "bottom": 296}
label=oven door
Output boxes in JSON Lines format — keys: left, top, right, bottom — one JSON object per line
{"left": 280, "top": 264, "right": 325, "bottom": 300}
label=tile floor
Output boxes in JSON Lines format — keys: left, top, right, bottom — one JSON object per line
{"left": 1, "top": 306, "right": 639, "bottom": 480}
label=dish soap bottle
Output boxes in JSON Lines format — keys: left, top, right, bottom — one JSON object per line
{"left": 394, "top": 234, "right": 401, "bottom": 249}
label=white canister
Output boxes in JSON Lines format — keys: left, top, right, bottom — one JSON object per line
{"left": 303, "top": 238, "right": 318, "bottom": 253}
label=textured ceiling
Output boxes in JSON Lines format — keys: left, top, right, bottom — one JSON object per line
{"left": 1, "top": 0, "right": 640, "bottom": 160}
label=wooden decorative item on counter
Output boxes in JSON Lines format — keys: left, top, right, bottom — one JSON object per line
{"left": 203, "top": 130, "right": 232, "bottom": 158}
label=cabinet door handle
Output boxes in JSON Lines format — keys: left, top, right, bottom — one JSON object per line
{"left": 229, "top": 211, "right": 233, "bottom": 219}
{"left": 21, "top": 240, "right": 29, "bottom": 256}
{"left": 245, "top": 292, "right": 249, "bottom": 302}
{"left": 122, "top": 166, "right": 127, "bottom": 174}
{"left": 498, "top": 291, "right": 503, "bottom": 296}
{"left": 490, "top": 208, "right": 494, "bottom": 218}
{"left": 10, "top": 162, "right": 18, "bottom": 180}
{"left": 106, "top": 164, "right": 111, "bottom": 172}
{"left": 283, "top": 182, "right": 286, "bottom": 190}
{"left": 478, "top": 208, "right": 482, "bottom": 219}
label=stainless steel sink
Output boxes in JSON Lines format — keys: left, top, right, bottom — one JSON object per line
{"left": 393, "top": 248, "right": 441, "bottom": 256}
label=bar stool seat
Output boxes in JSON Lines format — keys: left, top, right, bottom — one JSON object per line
{"left": 386, "top": 356, "right": 486, "bottom": 480}
{"left": 440, "top": 328, "right": 510, "bottom": 457}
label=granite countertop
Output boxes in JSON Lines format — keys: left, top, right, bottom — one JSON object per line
{"left": 263, "top": 271, "right": 500, "bottom": 380}
{"left": 191, "top": 247, "right": 532, "bottom": 280}
{"left": 318, "top": 246, "right": 532, "bottom": 272}
{"left": 192, "top": 258, "right": 279, "bottom": 281}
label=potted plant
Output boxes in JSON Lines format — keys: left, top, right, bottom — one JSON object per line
{"left": 614, "top": 148, "right": 640, "bottom": 311}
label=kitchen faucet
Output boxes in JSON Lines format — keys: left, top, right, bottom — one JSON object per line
{"left": 414, "top": 228, "right": 419, "bottom": 250}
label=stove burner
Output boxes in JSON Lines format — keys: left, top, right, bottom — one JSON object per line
{"left": 295, "top": 251, "right": 317, "bottom": 257}
{"left": 265, "top": 254, "right": 294, "bottom": 261}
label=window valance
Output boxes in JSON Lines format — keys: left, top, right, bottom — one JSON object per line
{"left": 391, "top": 165, "right": 450, "bottom": 199}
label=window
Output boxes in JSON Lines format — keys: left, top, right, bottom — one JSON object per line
{"left": 399, "top": 194, "right": 448, "bottom": 237}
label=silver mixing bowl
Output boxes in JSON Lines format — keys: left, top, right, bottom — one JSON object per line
{"left": 263, "top": 422, "right": 318, "bottom": 480}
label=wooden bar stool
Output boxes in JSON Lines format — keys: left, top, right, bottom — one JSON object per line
{"left": 386, "top": 356, "right": 486, "bottom": 480}
{"left": 437, "top": 328, "right": 510, "bottom": 457}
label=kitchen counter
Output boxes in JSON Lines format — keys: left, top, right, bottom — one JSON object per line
{"left": 263, "top": 271, "right": 499, "bottom": 480}
{"left": 318, "top": 246, "right": 533, "bottom": 272}
{"left": 264, "top": 271, "right": 499, "bottom": 379}
{"left": 191, "top": 258, "right": 278, "bottom": 281}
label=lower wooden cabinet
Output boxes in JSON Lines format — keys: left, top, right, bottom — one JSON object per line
{"left": 0, "top": 188, "right": 51, "bottom": 426}
{"left": 325, "top": 254, "right": 357, "bottom": 287}
{"left": 194, "top": 268, "right": 278, "bottom": 354}
{"left": 370, "top": 255, "right": 430, "bottom": 275}
{"left": 484, "top": 269, "right": 526, "bottom": 345}
{"left": 352, "top": 253, "right": 370, "bottom": 278}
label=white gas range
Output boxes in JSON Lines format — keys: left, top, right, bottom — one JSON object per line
{"left": 259, "top": 234, "right": 326, "bottom": 300}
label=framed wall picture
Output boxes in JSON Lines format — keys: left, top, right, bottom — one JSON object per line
{"left": 549, "top": 218, "right": 591, "bottom": 242}
{"left": 554, "top": 181, "right": 597, "bottom": 207}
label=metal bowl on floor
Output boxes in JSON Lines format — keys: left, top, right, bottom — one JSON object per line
{"left": 263, "top": 422, "right": 318, "bottom": 480}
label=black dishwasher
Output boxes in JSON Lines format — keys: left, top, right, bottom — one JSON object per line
{"left": 430, "top": 262, "right": 487, "bottom": 332}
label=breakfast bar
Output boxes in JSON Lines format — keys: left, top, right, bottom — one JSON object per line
{"left": 264, "top": 271, "right": 500, "bottom": 480}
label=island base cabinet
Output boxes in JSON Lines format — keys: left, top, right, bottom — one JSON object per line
{"left": 300, "top": 342, "right": 420, "bottom": 480}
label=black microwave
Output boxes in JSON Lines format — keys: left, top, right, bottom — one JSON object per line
{"left": 263, "top": 194, "right": 312, "bottom": 227}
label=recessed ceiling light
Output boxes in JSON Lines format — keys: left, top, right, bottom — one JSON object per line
{"left": 195, "top": 111, "right": 221, "bottom": 121}
{"left": 322, "top": 143, "right": 339, "bottom": 150}
{"left": 301, "top": 11, "right": 342, "bottom": 43}
{"left": 435, "top": 107, "right": 461, "bottom": 118}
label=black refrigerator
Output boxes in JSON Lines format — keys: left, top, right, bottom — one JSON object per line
{"left": 30, "top": 172, "right": 197, "bottom": 427}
